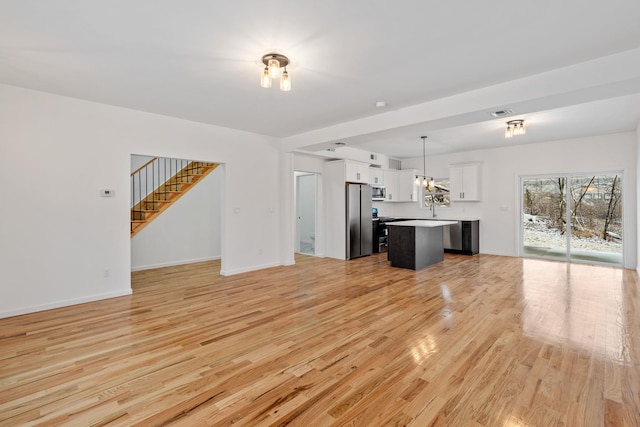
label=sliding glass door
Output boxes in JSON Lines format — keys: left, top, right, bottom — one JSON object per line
{"left": 521, "top": 173, "right": 622, "bottom": 266}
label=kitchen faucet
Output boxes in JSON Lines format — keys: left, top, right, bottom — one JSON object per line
{"left": 430, "top": 203, "right": 437, "bottom": 218}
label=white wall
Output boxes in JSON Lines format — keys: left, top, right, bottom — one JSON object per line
{"left": 0, "top": 84, "right": 282, "bottom": 318}
{"left": 294, "top": 153, "right": 325, "bottom": 174}
{"left": 390, "top": 132, "right": 637, "bottom": 268}
{"left": 637, "top": 121, "right": 640, "bottom": 273}
{"left": 131, "top": 155, "right": 155, "bottom": 172}
{"left": 131, "top": 166, "right": 222, "bottom": 271}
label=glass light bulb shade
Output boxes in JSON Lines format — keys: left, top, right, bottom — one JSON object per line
{"left": 415, "top": 176, "right": 420, "bottom": 186}
{"left": 260, "top": 68, "right": 272, "bottom": 88}
{"left": 505, "top": 126, "right": 513, "bottom": 138}
{"left": 428, "top": 178, "right": 435, "bottom": 189}
{"left": 280, "top": 70, "right": 291, "bottom": 91}
{"left": 268, "top": 59, "right": 281, "bottom": 78}
{"left": 422, "top": 177, "right": 428, "bottom": 187}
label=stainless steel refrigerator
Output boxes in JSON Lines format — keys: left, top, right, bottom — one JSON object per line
{"left": 346, "top": 183, "right": 373, "bottom": 259}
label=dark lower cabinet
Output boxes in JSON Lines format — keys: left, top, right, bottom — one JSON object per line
{"left": 388, "top": 225, "right": 445, "bottom": 270}
{"left": 443, "top": 220, "right": 479, "bottom": 255}
{"left": 460, "top": 220, "right": 479, "bottom": 255}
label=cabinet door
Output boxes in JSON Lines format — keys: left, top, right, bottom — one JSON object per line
{"left": 450, "top": 164, "right": 480, "bottom": 201}
{"left": 369, "top": 168, "right": 384, "bottom": 185}
{"left": 461, "top": 164, "right": 480, "bottom": 200}
{"left": 383, "top": 170, "right": 397, "bottom": 201}
{"left": 450, "top": 166, "right": 464, "bottom": 201}
{"left": 395, "top": 170, "right": 418, "bottom": 202}
{"left": 345, "top": 161, "right": 368, "bottom": 183}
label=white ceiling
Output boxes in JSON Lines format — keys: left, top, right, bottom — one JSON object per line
{"left": 1, "top": 1, "right": 639, "bottom": 158}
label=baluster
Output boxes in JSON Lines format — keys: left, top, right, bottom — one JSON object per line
{"left": 152, "top": 160, "right": 155, "bottom": 208}
{"left": 139, "top": 170, "right": 142, "bottom": 218}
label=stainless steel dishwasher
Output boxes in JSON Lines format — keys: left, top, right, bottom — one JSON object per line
{"left": 442, "top": 221, "right": 462, "bottom": 251}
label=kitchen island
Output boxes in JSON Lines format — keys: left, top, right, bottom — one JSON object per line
{"left": 386, "top": 220, "right": 458, "bottom": 270}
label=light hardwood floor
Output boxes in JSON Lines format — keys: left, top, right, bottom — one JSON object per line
{"left": 1, "top": 253, "right": 638, "bottom": 426}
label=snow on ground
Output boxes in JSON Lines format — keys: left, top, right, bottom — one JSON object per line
{"left": 523, "top": 217, "right": 622, "bottom": 253}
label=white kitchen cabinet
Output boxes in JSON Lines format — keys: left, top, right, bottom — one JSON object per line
{"left": 369, "top": 167, "right": 384, "bottom": 185}
{"left": 323, "top": 160, "right": 372, "bottom": 260}
{"left": 395, "top": 169, "right": 419, "bottom": 202}
{"left": 450, "top": 164, "right": 480, "bottom": 201}
{"left": 383, "top": 169, "right": 418, "bottom": 202}
{"left": 383, "top": 170, "right": 397, "bottom": 201}
{"left": 344, "top": 160, "right": 370, "bottom": 184}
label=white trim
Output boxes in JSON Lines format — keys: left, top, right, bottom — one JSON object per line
{"left": 131, "top": 256, "right": 221, "bottom": 272}
{"left": 220, "top": 262, "right": 281, "bottom": 276}
{"left": 0, "top": 289, "right": 132, "bottom": 319}
{"left": 518, "top": 171, "right": 624, "bottom": 266}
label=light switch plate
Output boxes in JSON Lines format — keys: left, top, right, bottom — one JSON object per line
{"left": 100, "top": 189, "right": 115, "bottom": 197}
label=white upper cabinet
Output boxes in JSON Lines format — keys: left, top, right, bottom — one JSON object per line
{"left": 383, "top": 170, "right": 397, "bottom": 201}
{"left": 383, "top": 169, "right": 418, "bottom": 202}
{"left": 344, "top": 160, "right": 370, "bottom": 184}
{"left": 450, "top": 164, "right": 480, "bottom": 201}
{"left": 369, "top": 168, "right": 384, "bottom": 186}
{"left": 395, "top": 169, "right": 418, "bottom": 202}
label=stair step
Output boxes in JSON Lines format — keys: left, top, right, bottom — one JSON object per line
{"left": 131, "top": 161, "right": 219, "bottom": 238}
{"left": 141, "top": 203, "right": 165, "bottom": 210}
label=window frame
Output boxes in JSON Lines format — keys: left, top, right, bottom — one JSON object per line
{"left": 421, "top": 177, "right": 451, "bottom": 209}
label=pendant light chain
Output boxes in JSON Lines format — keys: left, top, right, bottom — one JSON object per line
{"left": 422, "top": 136, "right": 427, "bottom": 181}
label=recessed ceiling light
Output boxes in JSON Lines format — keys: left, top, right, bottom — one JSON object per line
{"left": 334, "top": 141, "right": 346, "bottom": 146}
{"left": 490, "top": 109, "right": 512, "bottom": 118}
{"left": 376, "top": 101, "right": 387, "bottom": 108}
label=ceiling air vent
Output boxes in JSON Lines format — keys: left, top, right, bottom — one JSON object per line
{"left": 389, "top": 158, "right": 401, "bottom": 170}
{"left": 490, "top": 109, "right": 512, "bottom": 118}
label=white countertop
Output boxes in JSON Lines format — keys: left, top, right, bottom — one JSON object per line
{"left": 386, "top": 220, "right": 458, "bottom": 227}
{"left": 393, "top": 217, "right": 480, "bottom": 221}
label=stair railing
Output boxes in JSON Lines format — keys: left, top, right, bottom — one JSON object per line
{"left": 131, "top": 157, "right": 202, "bottom": 232}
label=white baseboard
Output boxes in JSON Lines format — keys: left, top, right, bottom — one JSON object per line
{"left": 220, "top": 261, "right": 281, "bottom": 276}
{"left": 0, "top": 289, "right": 132, "bottom": 319}
{"left": 131, "top": 256, "right": 221, "bottom": 272}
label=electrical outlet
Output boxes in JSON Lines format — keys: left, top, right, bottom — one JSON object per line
{"left": 104, "top": 268, "right": 111, "bottom": 278}
{"left": 258, "top": 249, "right": 263, "bottom": 255}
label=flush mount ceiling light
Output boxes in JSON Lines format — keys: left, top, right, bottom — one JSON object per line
{"left": 260, "top": 53, "right": 291, "bottom": 91}
{"left": 505, "top": 119, "right": 526, "bottom": 138}
{"left": 415, "top": 136, "right": 435, "bottom": 191}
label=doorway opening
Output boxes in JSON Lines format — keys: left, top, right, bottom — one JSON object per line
{"left": 295, "top": 172, "right": 317, "bottom": 255}
{"left": 130, "top": 154, "right": 224, "bottom": 275}
{"left": 520, "top": 173, "right": 623, "bottom": 266}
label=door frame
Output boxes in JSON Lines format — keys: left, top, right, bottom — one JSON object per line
{"left": 518, "top": 170, "right": 624, "bottom": 267}
{"left": 294, "top": 171, "right": 322, "bottom": 257}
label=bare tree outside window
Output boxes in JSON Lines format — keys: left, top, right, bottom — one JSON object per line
{"left": 522, "top": 174, "right": 622, "bottom": 265}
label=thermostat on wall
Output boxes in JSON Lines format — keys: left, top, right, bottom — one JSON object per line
{"left": 100, "top": 189, "right": 115, "bottom": 197}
